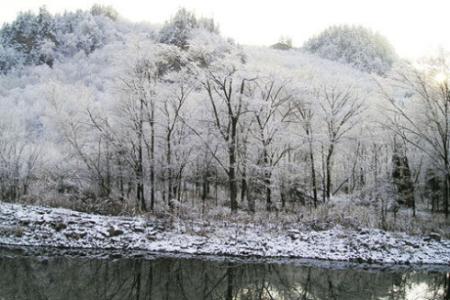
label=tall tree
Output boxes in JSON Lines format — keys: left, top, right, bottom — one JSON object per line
{"left": 159, "top": 70, "right": 193, "bottom": 209}
{"left": 251, "top": 78, "right": 291, "bottom": 211}
{"left": 383, "top": 57, "right": 450, "bottom": 217}
{"left": 318, "top": 84, "right": 364, "bottom": 201}
{"left": 202, "top": 67, "right": 255, "bottom": 212}
{"left": 289, "top": 89, "right": 319, "bottom": 207}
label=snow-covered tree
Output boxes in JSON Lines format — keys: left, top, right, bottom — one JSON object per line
{"left": 303, "top": 25, "right": 397, "bottom": 75}
{"left": 382, "top": 54, "right": 450, "bottom": 217}
{"left": 159, "top": 8, "right": 219, "bottom": 50}
{"left": 250, "top": 77, "right": 291, "bottom": 210}
{"left": 0, "top": 45, "right": 22, "bottom": 74}
{"left": 90, "top": 4, "right": 119, "bottom": 21}
{"left": 0, "top": 7, "right": 56, "bottom": 67}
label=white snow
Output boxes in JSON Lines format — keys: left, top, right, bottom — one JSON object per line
{"left": 0, "top": 201, "right": 449, "bottom": 266}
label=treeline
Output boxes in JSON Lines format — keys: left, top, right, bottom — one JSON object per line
{"left": 0, "top": 7, "right": 448, "bottom": 218}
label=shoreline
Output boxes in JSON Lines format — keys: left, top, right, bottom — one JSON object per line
{"left": 0, "top": 202, "right": 449, "bottom": 267}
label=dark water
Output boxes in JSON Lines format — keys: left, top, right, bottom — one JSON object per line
{"left": 0, "top": 248, "right": 449, "bottom": 300}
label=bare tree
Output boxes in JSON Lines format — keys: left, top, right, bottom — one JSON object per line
{"left": 118, "top": 60, "right": 155, "bottom": 211}
{"left": 202, "top": 68, "right": 255, "bottom": 212}
{"left": 251, "top": 78, "right": 291, "bottom": 211}
{"left": 382, "top": 59, "right": 450, "bottom": 217}
{"left": 0, "top": 120, "right": 40, "bottom": 201}
{"left": 46, "top": 86, "right": 113, "bottom": 198}
{"left": 318, "top": 84, "right": 364, "bottom": 201}
{"left": 289, "top": 90, "right": 319, "bottom": 208}
{"left": 159, "top": 72, "right": 193, "bottom": 209}
{"left": 237, "top": 117, "right": 252, "bottom": 211}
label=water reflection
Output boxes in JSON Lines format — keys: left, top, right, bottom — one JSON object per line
{"left": 0, "top": 251, "right": 448, "bottom": 300}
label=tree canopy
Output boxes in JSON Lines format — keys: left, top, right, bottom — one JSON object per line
{"left": 303, "top": 25, "right": 397, "bottom": 75}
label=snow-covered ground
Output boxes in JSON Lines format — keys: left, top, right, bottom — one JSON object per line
{"left": 0, "top": 202, "right": 449, "bottom": 266}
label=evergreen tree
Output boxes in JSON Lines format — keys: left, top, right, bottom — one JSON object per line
{"left": 159, "top": 8, "right": 218, "bottom": 49}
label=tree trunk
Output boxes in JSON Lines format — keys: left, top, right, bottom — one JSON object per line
{"left": 137, "top": 98, "right": 146, "bottom": 212}
{"left": 265, "top": 176, "right": 272, "bottom": 211}
{"left": 215, "top": 170, "right": 218, "bottom": 207}
{"left": 308, "top": 132, "right": 318, "bottom": 208}
{"left": 167, "top": 132, "right": 174, "bottom": 211}
{"left": 104, "top": 141, "right": 111, "bottom": 197}
{"left": 150, "top": 102, "right": 155, "bottom": 211}
{"left": 263, "top": 148, "right": 272, "bottom": 211}
{"left": 202, "top": 172, "right": 208, "bottom": 214}
{"left": 229, "top": 163, "right": 238, "bottom": 212}
{"left": 241, "top": 165, "right": 247, "bottom": 203}
{"left": 321, "top": 145, "right": 326, "bottom": 203}
{"left": 229, "top": 120, "right": 238, "bottom": 212}
{"left": 326, "top": 143, "right": 334, "bottom": 201}
{"left": 118, "top": 156, "right": 124, "bottom": 201}
{"left": 445, "top": 173, "right": 449, "bottom": 218}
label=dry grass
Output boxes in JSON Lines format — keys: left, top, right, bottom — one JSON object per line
{"left": 168, "top": 197, "right": 450, "bottom": 238}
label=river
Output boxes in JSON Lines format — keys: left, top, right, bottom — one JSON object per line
{"left": 0, "top": 247, "right": 448, "bottom": 300}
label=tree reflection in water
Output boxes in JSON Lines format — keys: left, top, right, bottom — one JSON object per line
{"left": 0, "top": 253, "right": 448, "bottom": 300}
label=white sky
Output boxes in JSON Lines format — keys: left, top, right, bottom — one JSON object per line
{"left": 1, "top": 0, "right": 449, "bottom": 59}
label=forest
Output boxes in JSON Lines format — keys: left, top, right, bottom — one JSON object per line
{"left": 0, "top": 5, "right": 449, "bottom": 236}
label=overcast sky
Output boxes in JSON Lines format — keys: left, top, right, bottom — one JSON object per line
{"left": 1, "top": 0, "right": 449, "bottom": 59}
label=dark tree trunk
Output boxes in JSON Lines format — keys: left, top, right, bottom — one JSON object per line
{"left": 202, "top": 170, "right": 209, "bottom": 213}
{"left": 326, "top": 143, "right": 334, "bottom": 201}
{"left": 137, "top": 98, "right": 146, "bottom": 212}
{"left": 118, "top": 156, "right": 124, "bottom": 201}
{"left": 321, "top": 145, "right": 326, "bottom": 203}
{"left": 263, "top": 148, "right": 272, "bottom": 211}
{"left": 229, "top": 166, "right": 238, "bottom": 212}
{"left": 307, "top": 131, "right": 318, "bottom": 208}
{"left": 228, "top": 119, "right": 238, "bottom": 212}
{"left": 150, "top": 103, "right": 155, "bottom": 211}
{"left": 265, "top": 177, "right": 272, "bottom": 211}
{"left": 167, "top": 132, "right": 174, "bottom": 211}
{"left": 445, "top": 173, "right": 449, "bottom": 218}
{"left": 241, "top": 165, "right": 247, "bottom": 203}
{"left": 104, "top": 141, "right": 111, "bottom": 197}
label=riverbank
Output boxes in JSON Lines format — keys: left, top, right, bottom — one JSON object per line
{"left": 0, "top": 202, "right": 449, "bottom": 266}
